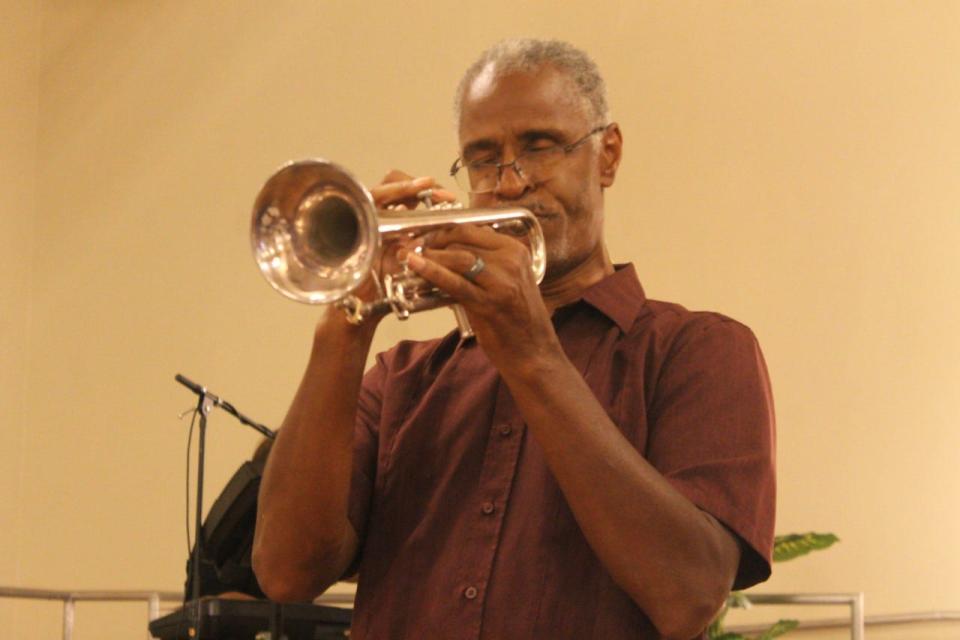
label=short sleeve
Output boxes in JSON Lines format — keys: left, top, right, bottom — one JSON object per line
{"left": 647, "top": 316, "right": 776, "bottom": 589}
{"left": 343, "top": 352, "right": 385, "bottom": 576}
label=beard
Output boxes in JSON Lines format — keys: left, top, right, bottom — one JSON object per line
{"left": 478, "top": 185, "right": 602, "bottom": 283}
{"left": 539, "top": 192, "right": 602, "bottom": 283}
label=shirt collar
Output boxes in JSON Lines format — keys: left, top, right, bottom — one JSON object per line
{"left": 457, "top": 263, "right": 647, "bottom": 349}
{"left": 577, "top": 263, "right": 647, "bottom": 334}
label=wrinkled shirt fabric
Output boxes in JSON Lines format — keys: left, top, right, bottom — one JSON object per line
{"left": 345, "top": 264, "right": 776, "bottom": 639}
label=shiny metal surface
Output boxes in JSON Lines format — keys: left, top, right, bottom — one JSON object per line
{"left": 251, "top": 159, "right": 545, "bottom": 334}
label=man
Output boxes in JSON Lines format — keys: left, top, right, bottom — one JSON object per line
{"left": 253, "top": 39, "right": 775, "bottom": 640}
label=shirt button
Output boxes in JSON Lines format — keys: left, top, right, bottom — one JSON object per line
{"left": 464, "top": 586, "right": 478, "bottom": 599}
{"left": 498, "top": 424, "right": 512, "bottom": 437}
{"left": 481, "top": 501, "right": 495, "bottom": 515}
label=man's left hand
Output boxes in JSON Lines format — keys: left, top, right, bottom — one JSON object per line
{"left": 404, "top": 224, "right": 562, "bottom": 373}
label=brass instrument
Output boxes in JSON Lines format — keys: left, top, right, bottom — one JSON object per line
{"left": 250, "top": 159, "right": 546, "bottom": 337}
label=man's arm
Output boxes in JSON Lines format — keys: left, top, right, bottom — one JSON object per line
{"left": 499, "top": 350, "right": 742, "bottom": 640}
{"left": 407, "top": 229, "right": 762, "bottom": 639}
{"left": 252, "top": 314, "right": 373, "bottom": 602}
{"left": 252, "top": 173, "right": 457, "bottom": 602}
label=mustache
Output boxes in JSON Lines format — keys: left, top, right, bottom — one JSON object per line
{"left": 491, "top": 201, "right": 553, "bottom": 216}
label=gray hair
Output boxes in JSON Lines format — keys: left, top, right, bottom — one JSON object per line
{"left": 454, "top": 38, "right": 610, "bottom": 127}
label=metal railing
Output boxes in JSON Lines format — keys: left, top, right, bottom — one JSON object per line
{"left": 731, "top": 604, "right": 960, "bottom": 637}
{"left": 727, "top": 593, "right": 960, "bottom": 638}
{"left": 5, "top": 585, "right": 958, "bottom": 640}
{"left": 0, "top": 586, "right": 354, "bottom": 640}
{"left": 0, "top": 587, "right": 182, "bottom": 640}
{"left": 728, "top": 592, "right": 865, "bottom": 639}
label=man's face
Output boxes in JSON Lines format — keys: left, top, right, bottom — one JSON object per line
{"left": 457, "top": 65, "right": 616, "bottom": 280}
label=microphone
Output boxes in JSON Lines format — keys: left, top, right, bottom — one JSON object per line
{"left": 175, "top": 374, "right": 274, "bottom": 439}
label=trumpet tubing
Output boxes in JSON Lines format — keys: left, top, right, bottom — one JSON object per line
{"left": 250, "top": 159, "right": 545, "bottom": 332}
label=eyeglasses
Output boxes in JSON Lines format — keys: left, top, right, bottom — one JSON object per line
{"left": 449, "top": 125, "right": 608, "bottom": 194}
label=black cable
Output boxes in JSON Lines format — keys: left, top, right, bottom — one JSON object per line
{"left": 185, "top": 408, "right": 198, "bottom": 557}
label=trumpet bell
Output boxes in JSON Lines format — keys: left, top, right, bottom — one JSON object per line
{"left": 251, "top": 160, "right": 379, "bottom": 304}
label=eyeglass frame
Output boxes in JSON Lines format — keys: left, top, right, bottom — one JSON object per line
{"left": 449, "top": 124, "right": 609, "bottom": 194}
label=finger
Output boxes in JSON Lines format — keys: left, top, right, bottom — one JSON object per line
{"left": 406, "top": 252, "right": 482, "bottom": 303}
{"left": 424, "top": 224, "right": 509, "bottom": 251}
{"left": 371, "top": 175, "right": 436, "bottom": 208}
{"left": 420, "top": 248, "right": 488, "bottom": 281}
{"left": 427, "top": 187, "right": 459, "bottom": 204}
{"left": 395, "top": 241, "right": 426, "bottom": 266}
{"left": 381, "top": 169, "right": 414, "bottom": 183}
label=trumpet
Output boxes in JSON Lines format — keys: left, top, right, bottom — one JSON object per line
{"left": 250, "top": 159, "right": 546, "bottom": 337}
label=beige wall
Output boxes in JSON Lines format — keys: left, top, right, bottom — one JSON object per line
{"left": 2, "top": 2, "right": 958, "bottom": 638}
{"left": 0, "top": 0, "right": 38, "bottom": 632}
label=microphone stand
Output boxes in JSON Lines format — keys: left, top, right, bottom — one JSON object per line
{"left": 174, "top": 373, "right": 275, "bottom": 636}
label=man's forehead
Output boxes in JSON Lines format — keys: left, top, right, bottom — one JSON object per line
{"left": 465, "top": 61, "right": 502, "bottom": 103}
{"left": 458, "top": 64, "right": 589, "bottom": 139}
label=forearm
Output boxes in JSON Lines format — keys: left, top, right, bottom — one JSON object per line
{"left": 500, "top": 351, "right": 739, "bottom": 639}
{"left": 252, "top": 312, "right": 376, "bottom": 601}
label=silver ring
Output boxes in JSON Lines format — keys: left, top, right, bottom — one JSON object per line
{"left": 463, "top": 256, "right": 486, "bottom": 283}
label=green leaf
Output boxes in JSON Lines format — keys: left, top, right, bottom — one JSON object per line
{"left": 707, "top": 610, "right": 728, "bottom": 635}
{"left": 756, "top": 619, "right": 800, "bottom": 639}
{"left": 773, "top": 532, "right": 839, "bottom": 562}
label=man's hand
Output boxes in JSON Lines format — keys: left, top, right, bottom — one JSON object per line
{"left": 370, "top": 169, "right": 458, "bottom": 210}
{"left": 351, "top": 170, "right": 460, "bottom": 310}
{"left": 404, "top": 224, "right": 562, "bottom": 373}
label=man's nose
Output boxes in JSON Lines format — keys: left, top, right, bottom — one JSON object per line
{"left": 494, "top": 161, "right": 530, "bottom": 199}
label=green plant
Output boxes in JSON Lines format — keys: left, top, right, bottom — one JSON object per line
{"left": 707, "top": 532, "right": 839, "bottom": 640}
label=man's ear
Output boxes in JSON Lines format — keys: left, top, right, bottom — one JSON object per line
{"left": 598, "top": 123, "right": 623, "bottom": 188}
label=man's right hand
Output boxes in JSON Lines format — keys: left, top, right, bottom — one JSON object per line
{"left": 346, "top": 171, "right": 459, "bottom": 314}
{"left": 370, "top": 170, "right": 458, "bottom": 210}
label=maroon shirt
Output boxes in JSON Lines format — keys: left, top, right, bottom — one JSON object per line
{"left": 346, "top": 264, "right": 775, "bottom": 639}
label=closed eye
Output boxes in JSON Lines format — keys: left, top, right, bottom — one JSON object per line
{"left": 524, "top": 142, "right": 560, "bottom": 155}
{"left": 466, "top": 155, "right": 499, "bottom": 168}
{"left": 525, "top": 134, "right": 561, "bottom": 149}
{"left": 519, "top": 129, "right": 565, "bottom": 148}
